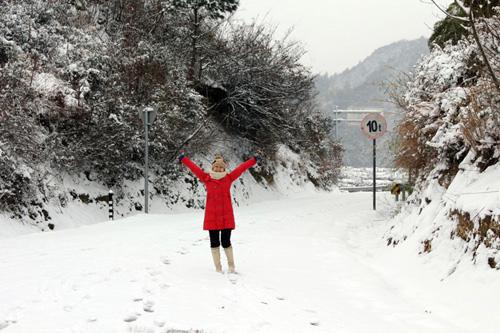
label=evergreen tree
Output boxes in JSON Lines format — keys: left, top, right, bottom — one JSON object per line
{"left": 429, "top": 0, "right": 499, "bottom": 49}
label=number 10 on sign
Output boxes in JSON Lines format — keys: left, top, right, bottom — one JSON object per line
{"left": 366, "top": 120, "right": 383, "bottom": 133}
{"left": 360, "top": 113, "right": 387, "bottom": 210}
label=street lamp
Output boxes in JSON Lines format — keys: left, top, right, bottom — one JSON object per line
{"left": 139, "top": 106, "right": 157, "bottom": 214}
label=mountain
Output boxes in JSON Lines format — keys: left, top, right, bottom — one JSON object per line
{"left": 316, "top": 37, "right": 429, "bottom": 109}
{"left": 314, "top": 37, "right": 429, "bottom": 167}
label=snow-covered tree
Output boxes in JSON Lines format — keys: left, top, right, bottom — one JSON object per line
{"left": 0, "top": 0, "right": 341, "bottom": 222}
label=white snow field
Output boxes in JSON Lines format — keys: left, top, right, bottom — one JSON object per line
{"left": 1, "top": 192, "right": 498, "bottom": 333}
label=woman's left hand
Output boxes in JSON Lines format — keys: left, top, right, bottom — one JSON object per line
{"left": 178, "top": 150, "right": 186, "bottom": 162}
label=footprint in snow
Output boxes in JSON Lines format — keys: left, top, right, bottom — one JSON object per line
{"left": 148, "top": 270, "right": 162, "bottom": 277}
{"left": 80, "top": 247, "right": 93, "bottom": 252}
{"left": 160, "top": 257, "right": 171, "bottom": 265}
{"left": 142, "top": 286, "right": 153, "bottom": 295}
{"left": 255, "top": 321, "right": 271, "bottom": 329}
{"left": 192, "top": 238, "right": 204, "bottom": 246}
{"left": 110, "top": 267, "right": 122, "bottom": 274}
{"left": 0, "top": 320, "right": 14, "bottom": 330}
{"left": 63, "top": 305, "right": 73, "bottom": 312}
{"left": 228, "top": 275, "right": 238, "bottom": 285}
{"left": 143, "top": 300, "right": 155, "bottom": 313}
{"left": 123, "top": 313, "right": 139, "bottom": 322}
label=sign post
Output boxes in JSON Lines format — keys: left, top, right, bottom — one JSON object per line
{"left": 360, "top": 113, "right": 387, "bottom": 210}
{"left": 139, "top": 106, "right": 157, "bottom": 214}
{"left": 373, "top": 138, "right": 376, "bottom": 209}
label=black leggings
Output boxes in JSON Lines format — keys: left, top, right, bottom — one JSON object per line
{"left": 209, "top": 229, "right": 232, "bottom": 248}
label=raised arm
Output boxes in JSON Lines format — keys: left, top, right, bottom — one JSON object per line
{"left": 180, "top": 156, "right": 209, "bottom": 183}
{"left": 228, "top": 157, "right": 257, "bottom": 182}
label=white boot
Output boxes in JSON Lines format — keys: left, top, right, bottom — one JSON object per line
{"left": 224, "top": 246, "right": 235, "bottom": 273}
{"left": 211, "top": 247, "right": 222, "bottom": 273}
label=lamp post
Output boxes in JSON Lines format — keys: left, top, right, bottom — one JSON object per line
{"left": 139, "top": 106, "right": 157, "bottom": 214}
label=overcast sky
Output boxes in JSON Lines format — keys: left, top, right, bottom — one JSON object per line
{"left": 234, "top": 0, "right": 450, "bottom": 75}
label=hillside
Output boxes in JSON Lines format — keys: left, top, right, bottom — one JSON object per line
{"left": 387, "top": 7, "right": 500, "bottom": 269}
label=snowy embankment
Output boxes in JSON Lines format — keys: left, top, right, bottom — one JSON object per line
{"left": 1, "top": 191, "right": 499, "bottom": 333}
{"left": 386, "top": 152, "right": 500, "bottom": 269}
{"left": 0, "top": 145, "right": 317, "bottom": 239}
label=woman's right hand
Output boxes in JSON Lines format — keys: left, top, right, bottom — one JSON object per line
{"left": 254, "top": 149, "right": 264, "bottom": 164}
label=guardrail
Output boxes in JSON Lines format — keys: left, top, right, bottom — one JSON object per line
{"left": 340, "top": 183, "right": 414, "bottom": 201}
{"left": 340, "top": 186, "right": 388, "bottom": 193}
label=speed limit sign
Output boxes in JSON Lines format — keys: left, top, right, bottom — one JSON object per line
{"left": 360, "top": 113, "right": 387, "bottom": 140}
{"left": 359, "top": 112, "right": 387, "bottom": 211}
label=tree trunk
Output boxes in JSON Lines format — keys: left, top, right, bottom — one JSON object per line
{"left": 188, "top": 7, "right": 199, "bottom": 82}
{"left": 468, "top": 3, "right": 500, "bottom": 92}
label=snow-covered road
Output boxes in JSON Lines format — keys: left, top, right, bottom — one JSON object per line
{"left": 0, "top": 192, "right": 498, "bottom": 333}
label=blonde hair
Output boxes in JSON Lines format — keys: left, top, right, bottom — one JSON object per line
{"left": 211, "top": 154, "right": 227, "bottom": 169}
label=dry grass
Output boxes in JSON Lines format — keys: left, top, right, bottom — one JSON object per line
{"left": 450, "top": 209, "right": 500, "bottom": 247}
{"left": 460, "top": 93, "right": 486, "bottom": 155}
{"left": 452, "top": 210, "right": 475, "bottom": 242}
{"left": 394, "top": 118, "right": 432, "bottom": 174}
{"left": 460, "top": 86, "right": 500, "bottom": 171}
{"left": 423, "top": 239, "right": 432, "bottom": 253}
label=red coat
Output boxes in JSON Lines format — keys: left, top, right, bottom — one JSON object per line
{"left": 181, "top": 156, "right": 256, "bottom": 230}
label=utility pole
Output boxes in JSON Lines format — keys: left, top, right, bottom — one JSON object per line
{"left": 334, "top": 105, "right": 339, "bottom": 139}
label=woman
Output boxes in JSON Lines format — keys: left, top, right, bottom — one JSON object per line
{"left": 178, "top": 152, "right": 260, "bottom": 273}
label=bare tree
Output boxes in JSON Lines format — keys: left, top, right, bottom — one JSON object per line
{"left": 166, "top": 0, "right": 239, "bottom": 82}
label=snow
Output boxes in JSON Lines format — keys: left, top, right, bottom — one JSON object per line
{"left": 384, "top": 154, "right": 500, "bottom": 280}
{"left": 31, "top": 73, "right": 79, "bottom": 108}
{"left": 31, "top": 73, "right": 66, "bottom": 95}
{"left": 57, "top": 43, "right": 73, "bottom": 57}
{"left": 446, "top": 152, "right": 500, "bottom": 219}
{"left": 108, "top": 113, "right": 122, "bottom": 124}
{"left": 338, "top": 166, "right": 406, "bottom": 188}
{"left": 1, "top": 191, "right": 499, "bottom": 332}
